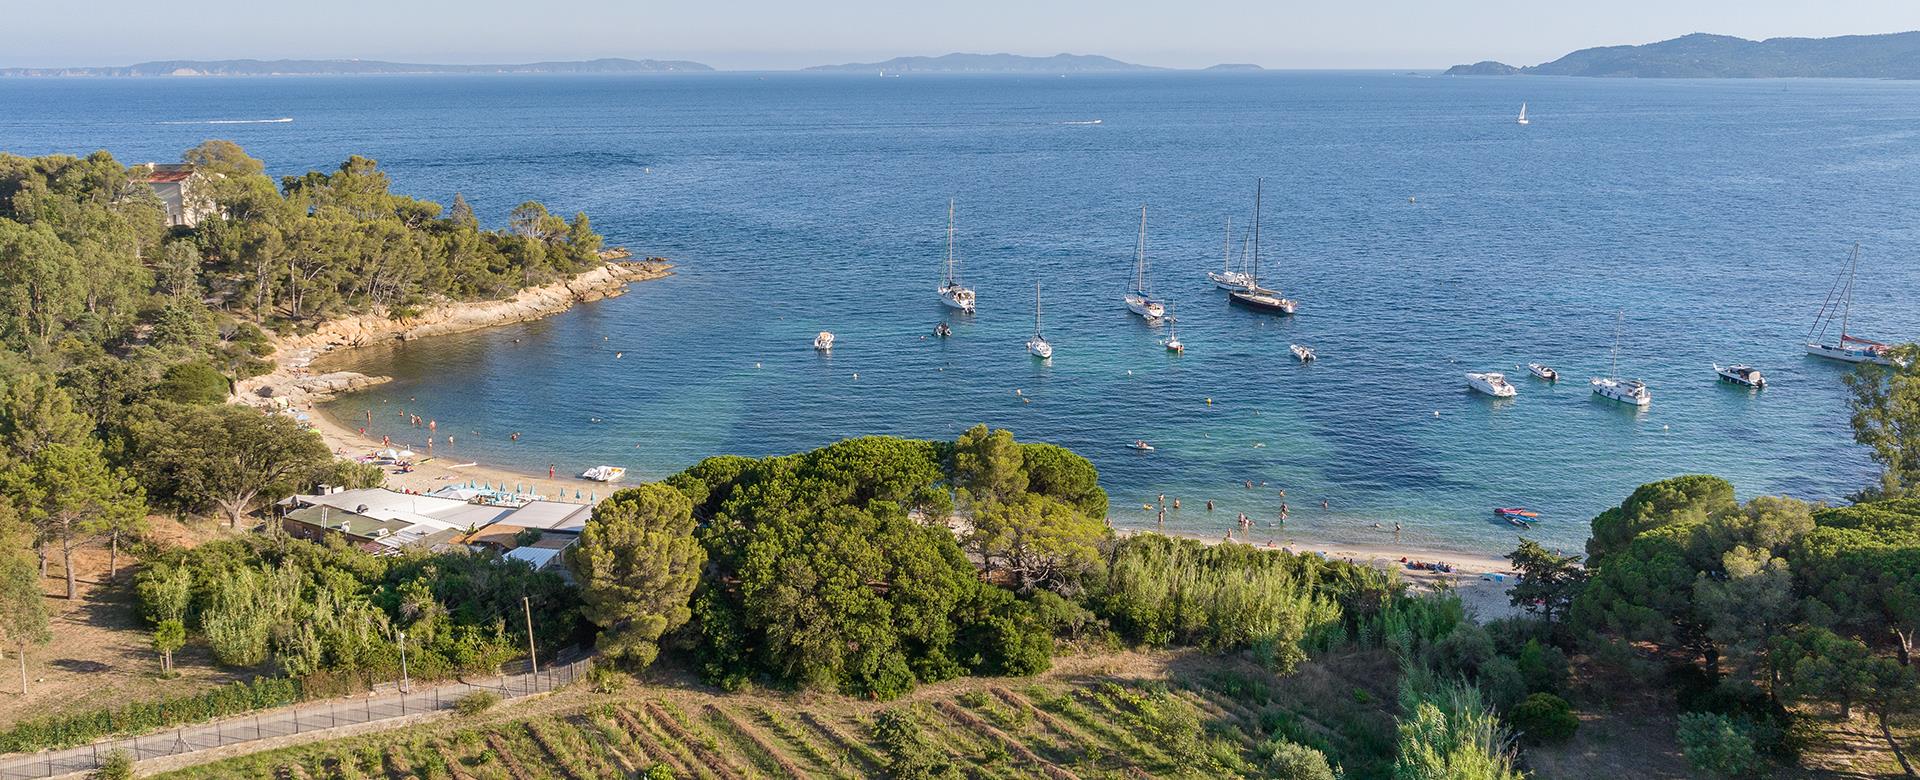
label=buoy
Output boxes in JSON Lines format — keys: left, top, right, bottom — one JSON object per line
{"left": 1127, "top": 370, "right": 1133, "bottom": 376}
{"left": 755, "top": 362, "right": 761, "bottom": 368}
{"left": 1023, "top": 398, "right": 1030, "bottom": 404}
{"left": 852, "top": 373, "right": 859, "bottom": 380}
{"left": 1408, "top": 196, "right": 1416, "bottom": 203}
{"left": 1433, "top": 410, "right": 1441, "bottom": 417}
{"left": 615, "top": 352, "right": 623, "bottom": 359}
{"left": 1016, "top": 389, "right": 1023, "bottom": 395}
{"left": 1205, "top": 397, "right": 1212, "bottom": 405}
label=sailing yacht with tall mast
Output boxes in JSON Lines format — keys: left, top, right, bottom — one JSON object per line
{"left": 1027, "top": 282, "right": 1053, "bottom": 360}
{"left": 1591, "top": 311, "right": 1651, "bottom": 406}
{"left": 1124, "top": 205, "right": 1166, "bottom": 320}
{"left": 1805, "top": 243, "right": 1896, "bottom": 366}
{"left": 938, "top": 200, "right": 976, "bottom": 313}
{"left": 1207, "top": 216, "right": 1255, "bottom": 291}
{"left": 1228, "top": 178, "right": 1298, "bottom": 314}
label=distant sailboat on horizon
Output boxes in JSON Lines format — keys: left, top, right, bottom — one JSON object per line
{"left": 1516, "top": 102, "right": 1530, "bottom": 125}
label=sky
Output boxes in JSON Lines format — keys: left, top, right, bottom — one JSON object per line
{"left": 7, "top": 0, "right": 1918, "bottom": 71}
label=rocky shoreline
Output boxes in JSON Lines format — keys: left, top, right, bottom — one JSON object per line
{"left": 236, "top": 260, "right": 672, "bottom": 408}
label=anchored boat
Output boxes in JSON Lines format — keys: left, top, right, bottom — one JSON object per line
{"left": 938, "top": 200, "right": 976, "bottom": 313}
{"left": 1026, "top": 282, "right": 1053, "bottom": 360}
{"left": 1527, "top": 363, "right": 1559, "bottom": 382}
{"left": 1714, "top": 364, "right": 1766, "bottom": 388}
{"left": 581, "top": 465, "right": 627, "bottom": 482}
{"left": 1290, "top": 344, "right": 1316, "bottom": 362}
{"left": 813, "top": 331, "right": 835, "bottom": 351}
{"left": 1805, "top": 243, "right": 1896, "bottom": 366}
{"left": 1227, "top": 178, "right": 1298, "bottom": 314}
{"left": 1466, "top": 371, "right": 1518, "bottom": 398}
{"left": 1591, "top": 311, "right": 1650, "bottom": 406}
{"left": 1206, "top": 216, "right": 1256, "bottom": 291}
{"left": 1124, "top": 205, "right": 1166, "bottom": 320}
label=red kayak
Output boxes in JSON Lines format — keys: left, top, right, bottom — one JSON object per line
{"left": 1494, "top": 507, "right": 1539, "bottom": 519}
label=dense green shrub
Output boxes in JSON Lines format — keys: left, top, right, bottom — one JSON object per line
{"left": 1258, "top": 737, "right": 1339, "bottom": 780}
{"left": 1676, "top": 712, "right": 1759, "bottom": 777}
{"left": 1092, "top": 535, "right": 1345, "bottom": 668}
{"left": 0, "top": 677, "right": 299, "bottom": 753}
{"left": 88, "top": 749, "right": 133, "bottom": 780}
{"left": 1508, "top": 693, "right": 1578, "bottom": 743}
{"left": 454, "top": 691, "right": 499, "bottom": 716}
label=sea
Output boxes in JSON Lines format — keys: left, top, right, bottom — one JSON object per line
{"left": 5, "top": 71, "right": 1918, "bottom": 556}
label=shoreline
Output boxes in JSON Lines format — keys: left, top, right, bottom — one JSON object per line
{"left": 234, "top": 259, "right": 673, "bottom": 503}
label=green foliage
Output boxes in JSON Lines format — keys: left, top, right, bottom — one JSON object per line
{"left": 1504, "top": 539, "right": 1585, "bottom": 625}
{"left": 953, "top": 424, "right": 1028, "bottom": 504}
{"left": 133, "top": 535, "right": 580, "bottom": 686}
{"left": 685, "top": 435, "right": 1051, "bottom": 698}
{"left": 0, "top": 503, "right": 49, "bottom": 661}
{"left": 1018, "top": 441, "right": 1108, "bottom": 518}
{"left": 131, "top": 403, "right": 333, "bottom": 526}
{"left": 455, "top": 691, "right": 499, "bottom": 716}
{"left": 1093, "top": 534, "right": 1345, "bottom": 668}
{"left": 1391, "top": 669, "right": 1523, "bottom": 780}
{"left": 569, "top": 483, "right": 706, "bottom": 670}
{"left": 153, "top": 360, "right": 228, "bottom": 404}
{"left": 1846, "top": 345, "right": 1920, "bottom": 499}
{"left": 322, "top": 458, "right": 387, "bottom": 490}
{"left": 88, "top": 749, "right": 133, "bottom": 780}
{"left": 1258, "top": 737, "right": 1339, "bottom": 780}
{"left": 1585, "top": 474, "right": 1735, "bottom": 563}
{"left": 871, "top": 708, "right": 961, "bottom": 780}
{"left": 1675, "top": 712, "right": 1759, "bottom": 777}
{"left": 968, "top": 492, "right": 1107, "bottom": 595}
{"left": 0, "top": 677, "right": 300, "bottom": 752}
{"left": 1508, "top": 693, "right": 1577, "bottom": 744}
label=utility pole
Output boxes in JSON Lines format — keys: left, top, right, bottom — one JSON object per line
{"left": 523, "top": 596, "right": 537, "bottom": 675}
{"left": 398, "top": 631, "right": 410, "bottom": 693}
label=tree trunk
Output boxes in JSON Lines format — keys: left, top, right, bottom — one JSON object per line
{"left": 16, "top": 643, "right": 25, "bottom": 695}
{"left": 37, "top": 543, "right": 47, "bottom": 577}
{"left": 62, "top": 541, "right": 77, "bottom": 600}
{"left": 108, "top": 532, "right": 119, "bottom": 581}
{"left": 1881, "top": 710, "right": 1916, "bottom": 778}
{"left": 1896, "top": 628, "right": 1913, "bottom": 667}
{"left": 1703, "top": 644, "right": 1721, "bottom": 679}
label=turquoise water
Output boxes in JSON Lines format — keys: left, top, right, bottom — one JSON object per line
{"left": 7, "top": 72, "right": 1918, "bottom": 555}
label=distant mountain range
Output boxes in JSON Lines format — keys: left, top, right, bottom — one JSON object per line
{"left": 805, "top": 53, "right": 1163, "bottom": 74}
{"left": 0, "top": 58, "right": 713, "bottom": 77}
{"left": 1446, "top": 31, "right": 1920, "bottom": 79}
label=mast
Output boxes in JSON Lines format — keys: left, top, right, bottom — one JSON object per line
{"left": 1610, "top": 310, "right": 1622, "bottom": 378}
{"left": 1222, "top": 217, "right": 1233, "bottom": 272}
{"left": 1034, "top": 282, "right": 1042, "bottom": 336}
{"left": 944, "top": 200, "right": 956, "bottom": 286}
{"left": 1251, "top": 178, "right": 1263, "bottom": 284}
{"left": 1843, "top": 242, "right": 1858, "bottom": 339}
{"left": 1134, "top": 205, "right": 1148, "bottom": 295}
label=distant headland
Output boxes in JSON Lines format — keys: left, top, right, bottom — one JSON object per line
{"left": 1446, "top": 31, "right": 1920, "bottom": 79}
{"left": 0, "top": 57, "right": 714, "bottom": 77}
{"left": 804, "top": 52, "right": 1162, "bottom": 74}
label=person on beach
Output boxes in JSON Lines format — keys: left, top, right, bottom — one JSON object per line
{"left": 1394, "top": 522, "right": 1402, "bottom": 543}
{"left": 1206, "top": 499, "right": 1214, "bottom": 512}
{"left": 447, "top": 434, "right": 455, "bottom": 445}
{"left": 1322, "top": 499, "right": 1330, "bottom": 510}
{"left": 429, "top": 419, "right": 437, "bottom": 432}
{"left": 549, "top": 464, "right": 556, "bottom": 479}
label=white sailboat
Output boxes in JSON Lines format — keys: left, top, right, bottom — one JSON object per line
{"left": 938, "top": 200, "right": 976, "bottom": 313}
{"left": 1805, "top": 243, "right": 1896, "bottom": 366}
{"left": 1206, "top": 216, "right": 1255, "bottom": 291}
{"left": 1026, "top": 282, "right": 1053, "bottom": 360}
{"left": 1124, "top": 205, "right": 1166, "bottom": 320}
{"left": 1466, "top": 372, "right": 1518, "bottom": 398}
{"left": 1228, "top": 178, "right": 1298, "bottom": 314}
{"left": 1516, "top": 102, "right": 1529, "bottom": 125}
{"left": 1591, "top": 311, "right": 1651, "bottom": 406}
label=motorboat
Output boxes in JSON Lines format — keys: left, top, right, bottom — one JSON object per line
{"left": 1124, "top": 205, "right": 1165, "bottom": 320}
{"left": 1591, "top": 311, "right": 1650, "bottom": 406}
{"left": 1591, "top": 377, "right": 1651, "bottom": 406}
{"left": 1466, "top": 371, "right": 1518, "bottom": 398}
{"left": 1527, "top": 363, "right": 1559, "bottom": 382}
{"left": 1505, "top": 515, "right": 1533, "bottom": 530}
{"left": 1805, "top": 244, "right": 1897, "bottom": 366}
{"left": 1290, "top": 344, "right": 1316, "bottom": 362}
{"left": 1714, "top": 364, "right": 1766, "bottom": 388}
{"left": 938, "top": 200, "right": 976, "bottom": 313}
{"left": 581, "top": 466, "right": 627, "bottom": 482}
{"left": 1494, "top": 507, "right": 1539, "bottom": 520}
{"left": 1128, "top": 440, "right": 1155, "bottom": 452}
{"left": 813, "top": 331, "right": 834, "bottom": 351}
{"left": 934, "top": 322, "right": 951, "bottom": 338}
{"left": 1027, "top": 282, "right": 1053, "bottom": 359}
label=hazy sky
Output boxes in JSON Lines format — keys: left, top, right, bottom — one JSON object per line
{"left": 8, "top": 0, "right": 1918, "bottom": 70}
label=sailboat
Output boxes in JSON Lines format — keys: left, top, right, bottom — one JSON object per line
{"left": 1161, "top": 303, "right": 1184, "bottom": 353}
{"left": 1590, "top": 311, "right": 1651, "bottom": 406}
{"left": 938, "top": 200, "right": 976, "bottom": 313}
{"left": 1805, "top": 243, "right": 1896, "bottom": 366}
{"left": 1516, "top": 102, "right": 1529, "bottom": 125}
{"left": 1124, "top": 205, "right": 1166, "bottom": 320}
{"left": 1228, "top": 178, "right": 1298, "bottom": 314}
{"left": 1026, "top": 282, "right": 1053, "bottom": 360}
{"left": 1207, "top": 216, "right": 1255, "bottom": 291}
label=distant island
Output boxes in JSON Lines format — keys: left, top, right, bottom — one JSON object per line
{"left": 1445, "top": 31, "right": 1920, "bottom": 79}
{"left": 0, "top": 57, "right": 713, "bottom": 77}
{"left": 804, "top": 52, "right": 1161, "bottom": 74}
{"left": 1204, "top": 63, "right": 1266, "bottom": 72}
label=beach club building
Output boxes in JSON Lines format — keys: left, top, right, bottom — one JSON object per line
{"left": 278, "top": 487, "right": 588, "bottom": 569}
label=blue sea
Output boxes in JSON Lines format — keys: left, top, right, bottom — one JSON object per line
{"left": 6, "top": 72, "right": 1918, "bottom": 556}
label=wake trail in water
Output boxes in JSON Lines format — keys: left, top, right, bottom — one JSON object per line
{"left": 1058, "top": 119, "right": 1102, "bottom": 125}
{"left": 157, "top": 118, "right": 294, "bottom": 125}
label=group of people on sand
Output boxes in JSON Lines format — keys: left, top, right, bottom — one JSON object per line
{"left": 1401, "top": 558, "right": 1455, "bottom": 573}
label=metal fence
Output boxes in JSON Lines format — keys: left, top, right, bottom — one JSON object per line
{"left": 0, "top": 657, "right": 590, "bottom": 780}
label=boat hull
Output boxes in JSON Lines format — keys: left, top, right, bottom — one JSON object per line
{"left": 1466, "top": 373, "right": 1517, "bottom": 398}
{"left": 1229, "top": 291, "right": 1296, "bottom": 314}
{"left": 1125, "top": 295, "right": 1165, "bottom": 320}
{"left": 1208, "top": 271, "right": 1254, "bottom": 291}
{"left": 1027, "top": 338, "right": 1053, "bottom": 360}
{"left": 1590, "top": 378, "right": 1651, "bottom": 406}
{"left": 1805, "top": 343, "right": 1894, "bottom": 366}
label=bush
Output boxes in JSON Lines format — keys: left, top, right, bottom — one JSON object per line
{"left": 1259, "top": 737, "right": 1338, "bottom": 780}
{"left": 1514, "top": 639, "right": 1568, "bottom": 694}
{"left": 1509, "top": 693, "right": 1578, "bottom": 743}
{"left": 89, "top": 750, "right": 134, "bottom": 780}
{"left": 455, "top": 691, "right": 499, "bottom": 716}
{"left": 153, "top": 361, "right": 230, "bottom": 404}
{"left": 0, "top": 677, "right": 300, "bottom": 753}
{"left": 1478, "top": 657, "right": 1527, "bottom": 713}
{"left": 1676, "top": 712, "right": 1758, "bottom": 777}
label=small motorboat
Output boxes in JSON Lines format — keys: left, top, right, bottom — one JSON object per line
{"left": 1505, "top": 515, "right": 1533, "bottom": 530}
{"left": 1128, "top": 440, "right": 1155, "bottom": 452}
{"left": 1494, "top": 507, "right": 1539, "bottom": 520}
{"left": 1466, "top": 372, "right": 1518, "bottom": 398}
{"left": 813, "top": 331, "right": 835, "bottom": 351}
{"left": 1290, "top": 344, "right": 1316, "bottom": 362}
{"left": 581, "top": 465, "right": 627, "bottom": 482}
{"left": 934, "top": 322, "right": 951, "bottom": 338}
{"left": 1527, "top": 363, "right": 1559, "bottom": 382}
{"left": 1714, "top": 363, "right": 1766, "bottom": 388}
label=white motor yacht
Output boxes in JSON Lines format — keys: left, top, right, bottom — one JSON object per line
{"left": 812, "top": 331, "right": 835, "bottom": 351}
{"left": 1527, "top": 363, "right": 1559, "bottom": 382}
{"left": 1466, "top": 372, "right": 1518, "bottom": 398}
{"left": 1290, "top": 344, "right": 1316, "bottom": 362}
{"left": 1714, "top": 364, "right": 1766, "bottom": 388}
